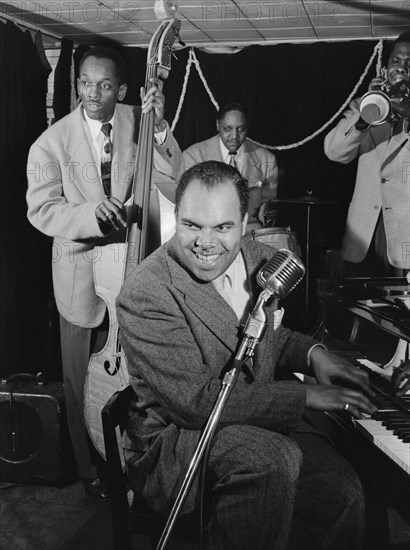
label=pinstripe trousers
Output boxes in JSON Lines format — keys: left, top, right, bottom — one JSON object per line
{"left": 139, "top": 424, "right": 365, "bottom": 550}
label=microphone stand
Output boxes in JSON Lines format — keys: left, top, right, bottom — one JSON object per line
{"left": 155, "top": 289, "right": 275, "bottom": 550}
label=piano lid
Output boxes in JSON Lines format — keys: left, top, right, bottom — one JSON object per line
{"left": 318, "top": 277, "right": 410, "bottom": 339}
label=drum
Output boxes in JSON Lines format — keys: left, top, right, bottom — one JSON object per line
{"left": 248, "top": 227, "right": 301, "bottom": 256}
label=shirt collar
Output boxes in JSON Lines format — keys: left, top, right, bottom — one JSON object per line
{"left": 213, "top": 250, "right": 245, "bottom": 290}
{"left": 82, "top": 108, "right": 115, "bottom": 141}
{"left": 225, "top": 250, "right": 246, "bottom": 290}
{"left": 219, "top": 137, "right": 245, "bottom": 164}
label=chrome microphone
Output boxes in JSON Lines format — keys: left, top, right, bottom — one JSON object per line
{"left": 257, "top": 248, "right": 305, "bottom": 299}
{"left": 241, "top": 249, "right": 305, "bottom": 349}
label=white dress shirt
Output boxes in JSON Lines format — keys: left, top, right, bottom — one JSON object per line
{"left": 82, "top": 107, "right": 167, "bottom": 165}
{"left": 212, "top": 251, "right": 251, "bottom": 324}
{"left": 83, "top": 109, "right": 115, "bottom": 164}
{"left": 212, "top": 250, "right": 285, "bottom": 330}
{"left": 219, "top": 138, "right": 245, "bottom": 172}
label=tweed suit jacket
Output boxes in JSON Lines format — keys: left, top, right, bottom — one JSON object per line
{"left": 27, "top": 103, "right": 183, "bottom": 327}
{"left": 116, "top": 236, "right": 319, "bottom": 511}
{"left": 324, "top": 99, "right": 410, "bottom": 269}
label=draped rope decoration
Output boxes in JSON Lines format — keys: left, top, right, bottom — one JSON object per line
{"left": 171, "top": 48, "right": 219, "bottom": 131}
{"left": 171, "top": 49, "right": 194, "bottom": 132}
{"left": 171, "top": 41, "right": 385, "bottom": 150}
{"left": 376, "top": 38, "right": 385, "bottom": 77}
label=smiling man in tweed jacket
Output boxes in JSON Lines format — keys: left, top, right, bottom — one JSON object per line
{"left": 117, "top": 161, "right": 376, "bottom": 550}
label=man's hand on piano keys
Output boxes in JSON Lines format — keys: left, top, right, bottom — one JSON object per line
{"left": 391, "top": 360, "right": 410, "bottom": 397}
{"left": 305, "top": 385, "right": 377, "bottom": 419}
{"left": 306, "top": 347, "right": 378, "bottom": 419}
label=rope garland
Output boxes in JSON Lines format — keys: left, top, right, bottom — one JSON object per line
{"left": 171, "top": 48, "right": 219, "bottom": 131}
{"left": 171, "top": 49, "right": 194, "bottom": 132}
{"left": 189, "top": 49, "right": 220, "bottom": 111}
{"left": 171, "top": 41, "right": 385, "bottom": 151}
{"left": 376, "top": 38, "right": 384, "bottom": 77}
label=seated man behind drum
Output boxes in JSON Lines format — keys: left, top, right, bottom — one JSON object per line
{"left": 183, "top": 102, "right": 279, "bottom": 230}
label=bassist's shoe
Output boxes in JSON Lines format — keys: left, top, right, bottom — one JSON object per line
{"left": 83, "top": 478, "right": 108, "bottom": 500}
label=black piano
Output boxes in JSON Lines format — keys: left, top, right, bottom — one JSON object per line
{"left": 315, "top": 277, "right": 410, "bottom": 527}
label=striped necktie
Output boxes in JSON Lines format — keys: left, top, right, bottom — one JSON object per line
{"left": 100, "top": 122, "right": 112, "bottom": 198}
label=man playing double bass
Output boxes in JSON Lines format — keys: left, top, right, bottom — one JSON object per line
{"left": 26, "top": 46, "right": 183, "bottom": 498}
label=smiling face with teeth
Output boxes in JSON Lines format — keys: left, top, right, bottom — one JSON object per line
{"left": 387, "top": 40, "right": 410, "bottom": 86}
{"left": 175, "top": 177, "right": 248, "bottom": 283}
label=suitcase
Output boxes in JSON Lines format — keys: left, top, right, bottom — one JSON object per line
{"left": 0, "top": 373, "right": 76, "bottom": 485}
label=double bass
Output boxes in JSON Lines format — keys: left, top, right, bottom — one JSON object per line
{"left": 84, "top": 2, "right": 182, "bottom": 458}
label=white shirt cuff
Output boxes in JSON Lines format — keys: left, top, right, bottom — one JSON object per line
{"left": 154, "top": 128, "right": 167, "bottom": 145}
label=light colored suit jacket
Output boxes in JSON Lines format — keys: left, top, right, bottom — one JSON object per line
{"left": 27, "top": 103, "right": 183, "bottom": 327}
{"left": 324, "top": 99, "right": 410, "bottom": 269}
{"left": 183, "top": 135, "right": 279, "bottom": 221}
{"left": 116, "top": 237, "right": 318, "bottom": 510}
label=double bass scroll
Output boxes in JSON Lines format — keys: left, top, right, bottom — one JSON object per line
{"left": 84, "top": 1, "right": 182, "bottom": 459}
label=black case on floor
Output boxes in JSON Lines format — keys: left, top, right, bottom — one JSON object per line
{"left": 0, "top": 373, "right": 76, "bottom": 485}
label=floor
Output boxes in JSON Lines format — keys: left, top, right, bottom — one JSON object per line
{"left": 1, "top": 478, "right": 410, "bottom": 550}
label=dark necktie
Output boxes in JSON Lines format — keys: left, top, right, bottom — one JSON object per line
{"left": 229, "top": 152, "right": 237, "bottom": 168}
{"left": 100, "top": 123, "right": 112, "bottom": 198}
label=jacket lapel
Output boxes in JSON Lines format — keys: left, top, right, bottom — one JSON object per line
{"left": 241, "top": 239, "right": 270, "bottom": 305}
{"left": 64, "top": 104, "right": 138, "bottom": 203}
{"left": 207, "top": 135, "right": 224, "bottom": 162}
{"left": 380, "top": 118, "right": 409, "bottom": 171}
{"left": 64, "top": 105, "right": 104, "bottom": 202}
{"left": 166, "top": 238, "right": 241, "bottom": 354}
{"left": 241, "top": 239, "right": 278, "bottom": 374}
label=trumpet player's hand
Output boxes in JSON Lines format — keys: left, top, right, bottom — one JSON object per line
{"left": 390, "top": 97, "right": 410, "bottom": 121}
{"left": 368, "top": 77, "right": 386, "bottom": 92}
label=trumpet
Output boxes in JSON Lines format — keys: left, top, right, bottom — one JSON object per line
{"left": 359, "top": 79, "right": 409, "bottom": 125}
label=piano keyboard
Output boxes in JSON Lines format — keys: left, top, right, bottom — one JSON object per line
{"left": 354, "top": 359, "right": 410, "bottom": 475}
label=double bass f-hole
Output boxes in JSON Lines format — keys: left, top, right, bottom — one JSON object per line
{"left": 103, "top": 344, "right": 125, "bottom": 376}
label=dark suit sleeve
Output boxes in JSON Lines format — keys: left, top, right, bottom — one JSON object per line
{"left": 117, "top": 271, "right": 307, "bottom": 434}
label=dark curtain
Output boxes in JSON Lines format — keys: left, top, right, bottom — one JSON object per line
{"left": 67, "top": 40, "right": 386, "bottom": 246}
{"left": 53, "top": 38, "right": 74, "bottom": 122}
{"left": 160, "top": 42, "right": 389, "bottom": 245}
{"left": 0, "top": 21, "right": 52, "bottom": 379}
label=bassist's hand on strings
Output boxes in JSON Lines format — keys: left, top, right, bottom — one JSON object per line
{"left": 140, "top": 77, "right": 166, "bottom": 130}
{"left": 96, "top": 198, "right": 127, "bottom": 231}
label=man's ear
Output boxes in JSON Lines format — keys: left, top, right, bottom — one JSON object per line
{"left": 216, "top": 119, "right": 220, "bottom": 133}
{"left": 118, "top": 83, "right": 127, "bottom": 102}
